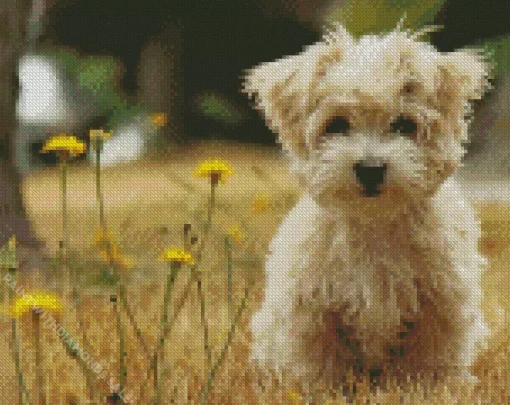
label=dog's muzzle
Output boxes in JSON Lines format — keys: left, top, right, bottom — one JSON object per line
{"left": 353, "top": 160, "right": 387, "bottom": 197}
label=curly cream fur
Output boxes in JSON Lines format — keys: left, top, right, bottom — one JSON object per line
{"left": 243, "top": 23, "right": 491, "bottom": 387}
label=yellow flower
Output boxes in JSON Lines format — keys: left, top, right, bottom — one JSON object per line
{"left": 227, "top": 224, "right": 245, "bottom": 246}
{"left": 286, "top": 390, "right": 303, "bottom": 405}
{"left": 99, "top": 246, "right": 134, "bottom": 270}
{"left": 40, "top": 133, "right": 86, "bottom": 158}
{"left": 89, "top": 129, "right": 113, "bottom": 142}
{"left": 150, "top": 112, "right": 168, "bottom": 128}
{"left": 158, "top": 247, "right": 194, "bottom": 265}
{"left": 94, "top": 228, "right": 133, "bottom": 269}
{"left": 11, "top": 292, "right": 63, "bottom": 318}
{"left": 251, "top": 193, "right": 270, "bottom": 215}
{"left": 8, "top": 236, "right": 16, "bottom": 250}
{"left": 93, "top": 227, "right": 116, "bottom": 249}
{"left": 193, "top": 159, "right": 233, "bottom": 184}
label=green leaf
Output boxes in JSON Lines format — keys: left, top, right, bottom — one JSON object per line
{"left": 479, "top": 35, "right": 510, "bottom": 78}
{"left": 0, "top": 238, "right": 17, "bottom": 269}
{"left": 324, "top": 0, "right": 446, "bottom": 37}
{"left": 107, "top": 102, "right": 147, "bottom": 129}
{"left": 95, "top": 269, "right": 119, "bottom": 286}
{"left": 42, "top": 48, "right": 82, "bottom": 81}
{"left": 196, "top": 92, "right": 245, "bottom": 125}
{"left": 41, "top": 50, "right": 127, "bottom": 113}
{"left": 76, "top": 56, "right": 119, "bottom": 93}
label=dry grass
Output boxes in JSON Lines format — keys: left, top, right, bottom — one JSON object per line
{"left": 0, "top": 140, "right": 507, "bottom": 404}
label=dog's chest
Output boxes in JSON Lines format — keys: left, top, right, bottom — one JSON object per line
{"left": 324, "top": 215, "right": 416, "bottom": 272}
{"left": 297, "top": 216, "right": 423, "bottom": 321}
{"left": 345, "top": 221, "right": 413, "bottom": 269}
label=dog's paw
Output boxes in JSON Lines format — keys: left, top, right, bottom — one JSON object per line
{"left": 248, "top": 344, "right": 280, "bottom": 373}
{"left": 449, "top": 370, "right": 480, "bottom": 386}
{"left": 247, "top": 356, "right": 283, "bottom": 396}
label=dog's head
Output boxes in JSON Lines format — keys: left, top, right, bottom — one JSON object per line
{"left": 243, "top": 24, "right": 491, "bottom": 213}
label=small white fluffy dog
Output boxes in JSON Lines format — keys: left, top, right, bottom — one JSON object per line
{"left": 243, "top": 23, "right": 491, "bottom": 388}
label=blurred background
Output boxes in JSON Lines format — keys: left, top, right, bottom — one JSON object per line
{"left": 12, "top": 0, "right": 510, "bottom": 176}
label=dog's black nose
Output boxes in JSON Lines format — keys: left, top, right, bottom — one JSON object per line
{"left": 353, "top": 161, "right": 387, "bottom": 196}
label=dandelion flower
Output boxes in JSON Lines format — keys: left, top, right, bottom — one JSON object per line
{"left": 40, "top": 133, "right": 86, "bottom": 158}
{"left": 150, "top": 112, "right": 168, "bottom": 128}
{"left": 94, "top": 228, "right": 133, "bottom": 269}
{"left": 11, "top": 292, "right": 63, "bottom": 318}
{"left": 8, "top": 236, "right": 16, "bottom": 250}
{"left": 285, "top": 390, "right": 303, "bottom": 405}
{"left": 227, "top": 224, "right": 245, "bottom": 246}
{"left": 98, "top": 246, "right": 134, "bottom": 270}
{"left": 158, "top": 247, "right": 194, "bottom": 265}
{"left": 193, "top": 159, "right": 232, "bottom": 184}
{"left": 251, "top": 193, "right": 270, "bottom": 215}
{"left": 93, "top": 227, "right": 116, "bottom": 249}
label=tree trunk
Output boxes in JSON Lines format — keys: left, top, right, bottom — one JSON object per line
{"left": 137, "top": 20, "right": 184, "bottom": 143}
{"left": 0, "top": 0, "right": 41, "bottom": 248}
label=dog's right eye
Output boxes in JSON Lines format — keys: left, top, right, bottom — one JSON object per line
{"left": 390, "top": 116, "right": 418, "bottom": 139}
{"left": 324, "top": 116, "right": 350, "bottom": 136}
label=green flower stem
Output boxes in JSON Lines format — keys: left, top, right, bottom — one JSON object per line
{"left": 194, "top": 179, "right": 217, "bottom": 373}
{"left": 119, "top": 284, "right": 151, "bottom": 360}
{"left": 107, "top": 259, "right": 126, "bottom": 399}
{"left": 95, "top": 143, "right": 106, "bottom": 230}
{"left": 32, "top": 312, "right": 44, "bottom": 405}
{"left": 57, "top": 322, "right": 99, "bottom": 402}
{"left": 197, "top": 278, "right": 212, "bottom": 369}
{"left": 69, "top": 286, "right": 101, "bottom": 401}
{"left": 116, "top": 287, "right": 126, "bottom": 395}
{"left": 183, "top": 224, "right": 191, "bottom": 251}
{"left": 9, "top": 269, "right": 29, "bottom": 405}
{"left": 194, "top": 177, "right": 217, "bottom": 265}
{"left": 12, "top": 319, "right": 26, "bottom": 405}
{"left": 225, "top": 236, "right": 233, "bottom": 322}
{"left": 199, "top": 279, "right": 254, "bottom": 404}
{"left": 61, "top": 158, "right": 68, "bottom": 255}
{"left": 96, "top": 141, "right": 114, "bottom": 282}
{"left": 225, "top": 235, "right": 233, "bottom": 404}
{"left": 202, "top": 179, "right": 217, "bottom": 252}
{"left": 154, "top": 262, "right": 180, "bottom": 404}
{"left": 60, "top": 157, "right": 72, "bottom": 293}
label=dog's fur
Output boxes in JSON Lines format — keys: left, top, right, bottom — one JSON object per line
{"left": 243, "top": 23, "right": 491, "bottom": 387}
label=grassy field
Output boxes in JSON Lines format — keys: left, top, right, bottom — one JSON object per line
{"left": 0, "top": 140, "right": 509, "bottom": 404}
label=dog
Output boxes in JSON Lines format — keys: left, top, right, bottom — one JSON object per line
{"left": 242, "top": 22, "right": 491, "bottom": 391}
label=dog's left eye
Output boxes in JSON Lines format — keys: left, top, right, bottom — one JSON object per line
{"left": 390, "top": 116, "right": 418, "bottom": 139}
{"left": 324, "top": 116, "right": 350, "bottom": 136}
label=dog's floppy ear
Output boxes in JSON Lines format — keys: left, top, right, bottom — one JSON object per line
{"left": 435, "top": 48, "right": 491, "bottom": 141}
{"left": 242, "top": 25, "right": 353, "bottom": 155}
{"left": 439, "top": 49, "right": 491, "bottom": 101}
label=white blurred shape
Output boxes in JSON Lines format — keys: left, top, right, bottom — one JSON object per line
{"left": 88, "top": 115, "right": 156, "bottom": 167}
{"left": 16, "top": 54, "right": 76, "bottom": 125}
